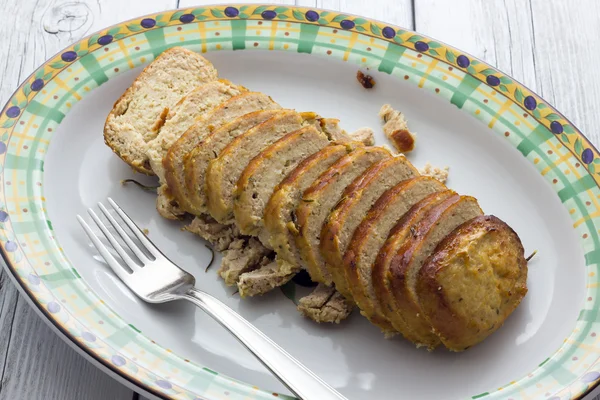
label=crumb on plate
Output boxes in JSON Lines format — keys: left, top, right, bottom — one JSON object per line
{"left": 357, "top": 70, "right": 376, "bottom": 89}
{"left": 379, "top": 104, "right": 416, "bottom": 153}
{"left": 419, "top": 162, "right": 449, "bottom": 184}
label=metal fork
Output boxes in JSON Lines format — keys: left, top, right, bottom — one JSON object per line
{"left": 77, "top": 198, "right": 347, "bottom": 400}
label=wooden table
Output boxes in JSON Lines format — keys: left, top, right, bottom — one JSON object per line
{"left": 1, "top": 0, "right": 599, "bottom": 398}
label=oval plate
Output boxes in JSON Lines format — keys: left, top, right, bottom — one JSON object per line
{"left": 1, "top": 4, "right": 599, "bottom": 400}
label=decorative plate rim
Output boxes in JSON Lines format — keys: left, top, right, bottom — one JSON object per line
{"left": 0, "top": 4, "right": 598, "bottom": 400}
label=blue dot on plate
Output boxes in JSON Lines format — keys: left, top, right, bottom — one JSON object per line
{"left": 582, "top": 148, "right": 594, "bottom": 164}
{"left": 305, "top": 10, "right": 319, "bottom": 22}
{"left": 111, "top": 355, "right": 126, "bottom": 367}
{"left": 28, "top": 274, "right": 40, "bottom": 285}
{"left": 61, "top": 51, "right": 77, "bottom": 62}
{"left": 550, "top": 121, "right": 563, "bottom": 134}
{"left": 141, "top": 18, "right": 156, "bottom": 29}
{"left": 0, "top": 210, "right": 8, "bottom": 222}
{"left": 156, "top": 380, "right": 172, "bottom": 389}
{"left": 486, "top": 75, "right": 500, "bottom": 86}
{"left": 524, "top": 95, "right": 537, "bottom": 110}
{"left": 47, "top": 301, "right": 61, "bottom": 313}
{"left": 382, "top": 26, "right": 396, "bottom": 39}
{"left": 224, "top": 7, "right": 239, "bottom": 18}
{"left": 179, "top": 14, "right": 195, "bottom": 23}
{"left": 6, "top": 106, "right": 20, "bottom": 119}
{"left": 82, "top": 331, "right": 96, "bottom": 342}
{"left": 261, "top": 10, "right": 277, "bottom": 20}
{"left": 582, "top": 371, "right": 600, "bottom": 383}
{"left": 5, "top": 240, "right": 17, "bottom": 252}
{"left": 457, "top": 55, "right": 470, "bottom": 68}
{"left": 340, "top": 19, "right": 355, "bottom": 30}
{"left": 415, "top": 41, "right": 429, "bottom": 52}
{"left": 31, "top": 79, "right": 44, "bottom": 92}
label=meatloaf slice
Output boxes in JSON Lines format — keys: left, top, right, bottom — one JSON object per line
{"left": 417, "top": 215, "right": 527, "bottom": 351}
{"left": 295, "top": 146, "right": 392, "bottom": 288}
{"left": 183, "top": 110, "right": 284, "bottom": 216}
{"left": 373, "top": 190, "right": 455, "bottom": 342}
{"left": 164, "top": 92, "right": 280, "bottom": 214}
{"left": 146, "top": 79, "right": 246, "bottom": 183}
{"left": 320, "top": 156, "right": 419, "bottom": 300}
{"left": 389, "top": 195, "right": 483, "bottom": 349}
{"left": 343, "top": 176, "right": 446, "bottom": 335}
{"left": 234, "top": 126, "right": 331, "bottom": 242}
{"left": 264, "top": 143, "right": 361, "bottom": 275}
{"left": 104, "top": 47, "right": 218, "bottom": 174}
{"left": 205, "top": 110, "right": 312, "bottom": 224}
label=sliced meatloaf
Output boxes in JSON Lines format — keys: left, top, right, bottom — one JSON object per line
{"left": 344, "top": 176, "right": 446, "bottom": 335}
{"left": 183, "top": 110, "right": 284, "bottom": 216}
{"left": 234, "top": 126, "right": 331, "bottom": 242}
{"left": 205, "top": 110, "right": 317, "bottom": 224}
{"left": 146, "top": 79, "right": 245, "bottom": 182}
{"left": 164, "top": 92, "right": 280, "bottom": 214}
{"left": 295, "top": 146, "right": 392, "bottom": 288}
{"left": 417, "top": 215, "right": 527, "bottom": 351}
{"left": 388, "top": 195, "right": 483, "bottom": 349}
{"left": 320, "top": 156, "right": 419, "bottom": 300}
{"left": 104, "top": 47, "right": 218, "bottom": 174}
{"left": 263, "top": 144, "right": 361, "bottom": 275}
{"left": 372, "top": 190, "right": 455, "bottom": 342}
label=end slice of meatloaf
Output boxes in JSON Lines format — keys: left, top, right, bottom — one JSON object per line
{"left": 343, "top": 176, "right": 446, "bottom": 335}
{"left": 417, "top": 215, "right": 527, "bottom": 351}
{"left": 146, "top": 79, "right": 246, "bottom": 183}
{"left": 164, "top": 92, "right": 281, "bottom": 215}
{"left": 388, "top": 195, "right": 483, "bottom": 349}
{"left": 104, "top": 47, "right": 218, "bottom": 174}
{"left": 320, "top": 155, "right": 419, "bottom": 301}
{"left": 183, "top": 110, "right": 285, "bottom": 216}
{"left": 264, "top": 143, "right": 361, "bottom": 273}
{"left": 372, "top": 190, "right": 455, "bottom": 342}
{"left": 205, "top": 110, "right": 314, "bottom": 224}
{"left": 234, "top": 126, "right": 331, "bottom": 242}
{"left": 295, "top": 146, "right": 392, "bottom": 288}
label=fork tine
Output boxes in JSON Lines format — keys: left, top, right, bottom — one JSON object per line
{"left": 98, "top": 202, "right": 151, "bottom": 264}
{"left": 107, "top": 197, "right": 160, "bottom": 258}
{"left": 77, "top": 215, "right": 132, "bottom": 282}
{"left": 87, "top": 208, "right": 141, "bottom": 271}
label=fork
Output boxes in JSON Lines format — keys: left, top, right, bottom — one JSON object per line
{"left": 77, "top": 198, "right": 347, "bottom": 400}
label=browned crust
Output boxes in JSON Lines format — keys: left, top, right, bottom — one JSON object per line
{"left": 319, "top": 156, "right": 418, "bottom": 300}
{"left": 343, "top": 176, "right": 444, "bottom": 332}
{"left": 417, "top": 215, "right": 528, "bottom": 351}
{"left": 371, "top": 190, "right": 455, "bottom": 341}
{"left": 103, "top": 47, "right": 202, "bottom": 175}
{"left": 387, "top": 194, "right": 462, "bottom": 347}
{"left": 295, "top": 146, "right": 391, "bottom": 284}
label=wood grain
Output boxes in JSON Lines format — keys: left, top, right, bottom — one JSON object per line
{"left": 1, "top": 0, "right": 599, "bottom": 399}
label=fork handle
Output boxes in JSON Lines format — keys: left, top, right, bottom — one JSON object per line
{"left": 181, "top": 287, "right": 347, "bottom": 400}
